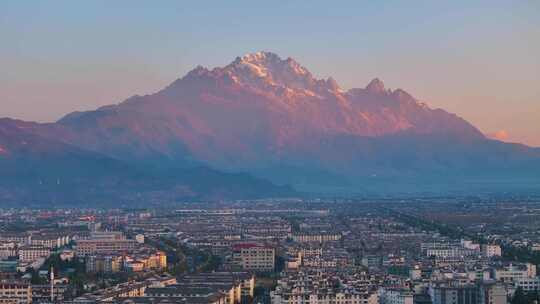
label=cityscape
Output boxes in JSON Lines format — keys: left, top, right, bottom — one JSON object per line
{"left": 1, "top": 197, "right": 540, "bottom": 303}
{"left": 1, "top": 1, "right": 539, "bottom": 304}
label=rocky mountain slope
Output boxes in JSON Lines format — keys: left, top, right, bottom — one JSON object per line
{"left": 1, "top": 51, "right": 539, "bottom": 195}
{"left": 0, "top": 118, "right": 294, "bottom": 206}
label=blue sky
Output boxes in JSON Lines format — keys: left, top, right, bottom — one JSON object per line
{"left": 1, "top": 1, "right": 539, "bottom": 145}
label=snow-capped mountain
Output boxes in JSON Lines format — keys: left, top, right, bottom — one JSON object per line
{"left": 54, "top": 52, "right": 486, "bottom": 166}
{"left": 2, "top": 52, "right": 539, "bottom": 194}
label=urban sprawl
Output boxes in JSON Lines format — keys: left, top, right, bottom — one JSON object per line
{"left": 1, "top": 198, "right": 540, "bottom": 304}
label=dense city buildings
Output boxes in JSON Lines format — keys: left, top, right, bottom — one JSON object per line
{"left": 1, "top": 197, "right": 540, "bottom": 303}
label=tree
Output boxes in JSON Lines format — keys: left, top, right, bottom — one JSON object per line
{"left": 29, "top": 268, "right": 46, "bottom": 284}
{"left": 275, "top": 256, "right": 286, "bottom": 273}
{"left": 511, "top": 287, "right": 526, "bottom": 304}
{"left": 253, "top": 286, "right": 266, "bottom": 298}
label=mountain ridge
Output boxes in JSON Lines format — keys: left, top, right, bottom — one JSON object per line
{"left": 1, "top": 51, "right": 539, "bottom": 196}
{"left": 0, "top": 117, "right": 295, "bottom": 206}
{"left": 51, "top": 52, "right": 488, "bottom": 164}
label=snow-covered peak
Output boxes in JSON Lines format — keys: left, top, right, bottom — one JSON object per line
{"left": 169, "top": 52, "right": 325, "bottom": 97}
{"left": 174, "top": 52, "right": 344, "bottom": 98}
{"left": 223, "top": 51, "right": 341, "bottom": 95}
{"left": 228, "top": 51, "right": 311, "bottom": 79}
{"left": 238, "top": 51, "right": 279, "bottom": 64}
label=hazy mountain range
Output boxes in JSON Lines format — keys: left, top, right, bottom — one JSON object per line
{"left": 1, "top": 52, "right": 539, "bottom": 205}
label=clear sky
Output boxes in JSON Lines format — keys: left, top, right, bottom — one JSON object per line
{"left": 1, "top": 1, "right": 539, "bottom": 146}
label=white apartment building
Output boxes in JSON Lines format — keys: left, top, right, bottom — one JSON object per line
{"left": 272, "top": 290, "right": 378, "bottom": 304}
{"left": 478, "top": 282, "right": 507, "bottom": 304}
{"left": 30, "top": 234, "right": 70, "bottom": 249}
{"left": 75, "top": 232, "right": 136, "bottom": 256}
{"left": 514, "top": 277, "right": 540, "bottom": 292}
{"left": 0, "top": 242, "right": 17, "bottom": 259}
{"left": 233, "top": 243, "right": 275, "bottom": 271}
{"left": 425, "top": 247, "right": 478, "bottom": 258}
{"left": 429, "top": 281, "right": 507, "bottom": 304}
{"left": 0, "top": 281, "right": 32, "bottom": 304}
{"left": 379, "top": 288, "right": 414, "bottom": 304}
{"left": 271, "top": 271, "right": 380, "bottom": 304}
{"left": 481, "top": 244, "right": 501, "bottom": 257}
{"left": 76, "top": 239, "right": 137, "bottom": 256}
{"left": 18, "top": 245, "right": 51, "bottom": 262}
{"left": 494, "top": 263, "right": 536, "bottom": 282}
{"left": 461, "top": 240, "right": 481, "bottom": 251}
{"left": 292, "top": 232, "right": 342, "bottom": 243}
